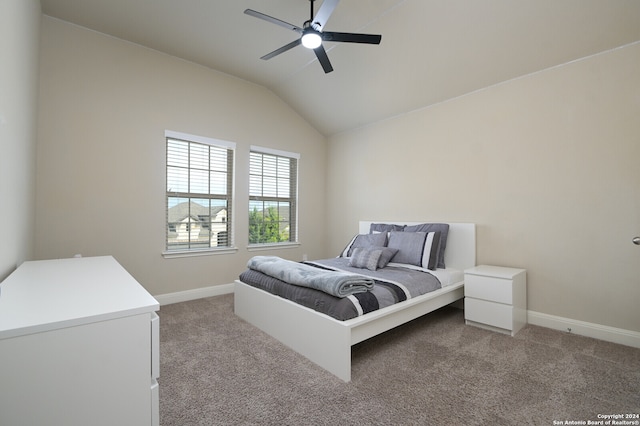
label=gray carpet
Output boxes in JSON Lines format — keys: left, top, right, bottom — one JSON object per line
{"left": 159, "top": 294, "right": 640, "bottom": 425}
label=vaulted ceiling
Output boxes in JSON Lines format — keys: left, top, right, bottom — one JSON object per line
{"left": 40, "top": 0, "right": 640, "bottom": 136}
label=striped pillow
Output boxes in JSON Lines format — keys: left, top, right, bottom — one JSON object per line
{"left": 403, "top": 223, "right": 449, "bottom": 268}
{"left": 349, "top": 247, "right": 383, "bottom": 271}
{"left": 387, "top": 231, "right": 441, "bottom": 270}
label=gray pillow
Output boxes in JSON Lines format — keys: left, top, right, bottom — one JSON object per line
{"left": 370, "top": 223, "right": 405, "bottom": 233}
{"left": 339, "top": 232, "right": 387, "bottom": 258}
{"left": 377, "top": 247, "right": 399, "bottom": 268}
{"left": 387, "top": 231, "right": 441, "bottom": 270}
{"left": 349, "top": 247, "right": 383, "bottom": 271}
{"left": 404, "top": 223, "right": 449, "bottom": 268}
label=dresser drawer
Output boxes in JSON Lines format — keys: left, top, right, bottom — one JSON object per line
{"left": 151, "top": 312, "right": 160, "bottom": 380}
{"left": 465, "top": 298, "right": 513, "bottom": 330}
{"left": 465, "top": 274, "right": 513, "bottom": 304}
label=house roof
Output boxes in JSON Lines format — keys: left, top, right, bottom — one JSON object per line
{"left": 168, "top": 202, "right": 225, "bottom": 223}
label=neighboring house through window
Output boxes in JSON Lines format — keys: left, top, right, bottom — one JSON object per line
{"left": 165, "top": 130, "right": 235, "bottom": 253}
{"left": 249, "top": 146, "right": 299, "bottom": 245}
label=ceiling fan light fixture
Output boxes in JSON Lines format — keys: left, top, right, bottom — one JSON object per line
{"left": 245, "top": 0, "right": 382, "bottom": 73}
{"left": 301, "top": 31, "right": 322, "bottom": 49}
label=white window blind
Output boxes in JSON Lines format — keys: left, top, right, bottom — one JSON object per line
{"left": 166, "top": 131, "right": 235, "bottom": 252}
{"left": 249, "top": 147, "right": 299, "bottom": 245}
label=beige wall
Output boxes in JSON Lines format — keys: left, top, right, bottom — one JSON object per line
{"left": 0, "top": 0, "right": 40, "bottom": 280}
{"left": 27, "top": 9, "right": 640, "bottom": 334}
{"left": 327, "top": 43, "right": 640, "bottom": 332}
{"left": 36, "top": 16, "right": 327, "bottom": 296}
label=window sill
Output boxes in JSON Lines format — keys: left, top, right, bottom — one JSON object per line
{"left": 162, "top": 247, "right": 238, "bottom": 259}
{"left": 247, "top": 242, "right": 301, "bottom": 252}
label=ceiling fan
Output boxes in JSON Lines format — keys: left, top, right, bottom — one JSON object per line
{"left": 244, "top": 0, "right": 382, "bottom": 73}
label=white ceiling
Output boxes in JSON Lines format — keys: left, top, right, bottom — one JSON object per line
{"left": 40, "top": 0, "right": 640, "bottom": 136}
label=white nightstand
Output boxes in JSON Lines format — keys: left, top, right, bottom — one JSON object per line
{"left": 464, "top": 265, "right": 527, "bottom": 336}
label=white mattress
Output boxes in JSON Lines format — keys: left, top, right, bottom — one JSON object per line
{"left": 429, "top": 267, "right": 464, "bottom": 287}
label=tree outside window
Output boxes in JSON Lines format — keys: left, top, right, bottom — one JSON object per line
{"left": 249, "top": 148, "right": 298, "bottom": 245}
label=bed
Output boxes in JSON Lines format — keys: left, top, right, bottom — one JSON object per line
{"left": 234, "top": 221, "right": 476, "bottom": 382}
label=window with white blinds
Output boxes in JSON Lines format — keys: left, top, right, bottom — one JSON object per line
{"left": 165, "top": 131, "right": 235, "bottom": 253}
{"left": 249, "top": 147, "right": 299, "bottom": 245}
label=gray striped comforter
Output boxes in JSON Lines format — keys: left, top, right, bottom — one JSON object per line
{"left": 239, "top": 257, "right": 442, "bottom": 320}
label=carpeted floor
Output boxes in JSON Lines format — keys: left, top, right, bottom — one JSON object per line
{"left": 159, "top": 294, "right": 640, "bottom": 425}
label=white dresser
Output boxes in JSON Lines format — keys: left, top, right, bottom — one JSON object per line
{"left": 464, "top": 265, "right": 527, "bottom": 336}
{"left": 0, "top": 256, "right": 160, "bottom": 426}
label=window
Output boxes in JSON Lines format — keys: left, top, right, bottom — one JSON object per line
{"left": 165, "top": 131, "right": 235, "bottom": 253}
{"left": 249, "top": 147, "right": 299, "bottom": 245}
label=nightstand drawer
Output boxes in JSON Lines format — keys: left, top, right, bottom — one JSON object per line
{"left": 465, "top": 298, "right": 513, "bottom": 330}
{"left": 464, "top": 274, "right": 512, "bottom": 304}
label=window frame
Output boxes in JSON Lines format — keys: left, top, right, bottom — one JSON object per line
{"left": 163, "top": 130, "right": 236, "bottom": 258}
{"left": 248, "top": 146, "right": 300, "bottom": 249}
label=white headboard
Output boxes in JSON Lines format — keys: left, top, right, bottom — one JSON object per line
{"left": 359, "top": 221, "right": 476, "bottom": 271}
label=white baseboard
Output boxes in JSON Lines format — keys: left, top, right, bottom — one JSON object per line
{"left": 155, "top": 283, "right": 234, "bottom": 306}
{"left": 528, "top": 310, "right": 640, "bottom": 349}
{"left": 154, "top": 288, "right": 640, "bottom": 349}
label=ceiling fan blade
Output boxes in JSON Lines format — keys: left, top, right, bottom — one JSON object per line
{"left": 322, "top": 31, "right": 382, "bottom": 44}
{"left": 244, "top": 9, "right": 303, "bottom": 33}
{"left": 260, "top": 39, "right": 302, "bottom": 60}
{"left": 313, "top": 0, "right": 339, "bottom": 31}
{"left": 313, "top": 45, "right": 334, "bottom": 73}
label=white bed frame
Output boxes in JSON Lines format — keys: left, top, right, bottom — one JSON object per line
{"left": 234, "top": 221, "right": 476, "bottom": 382}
